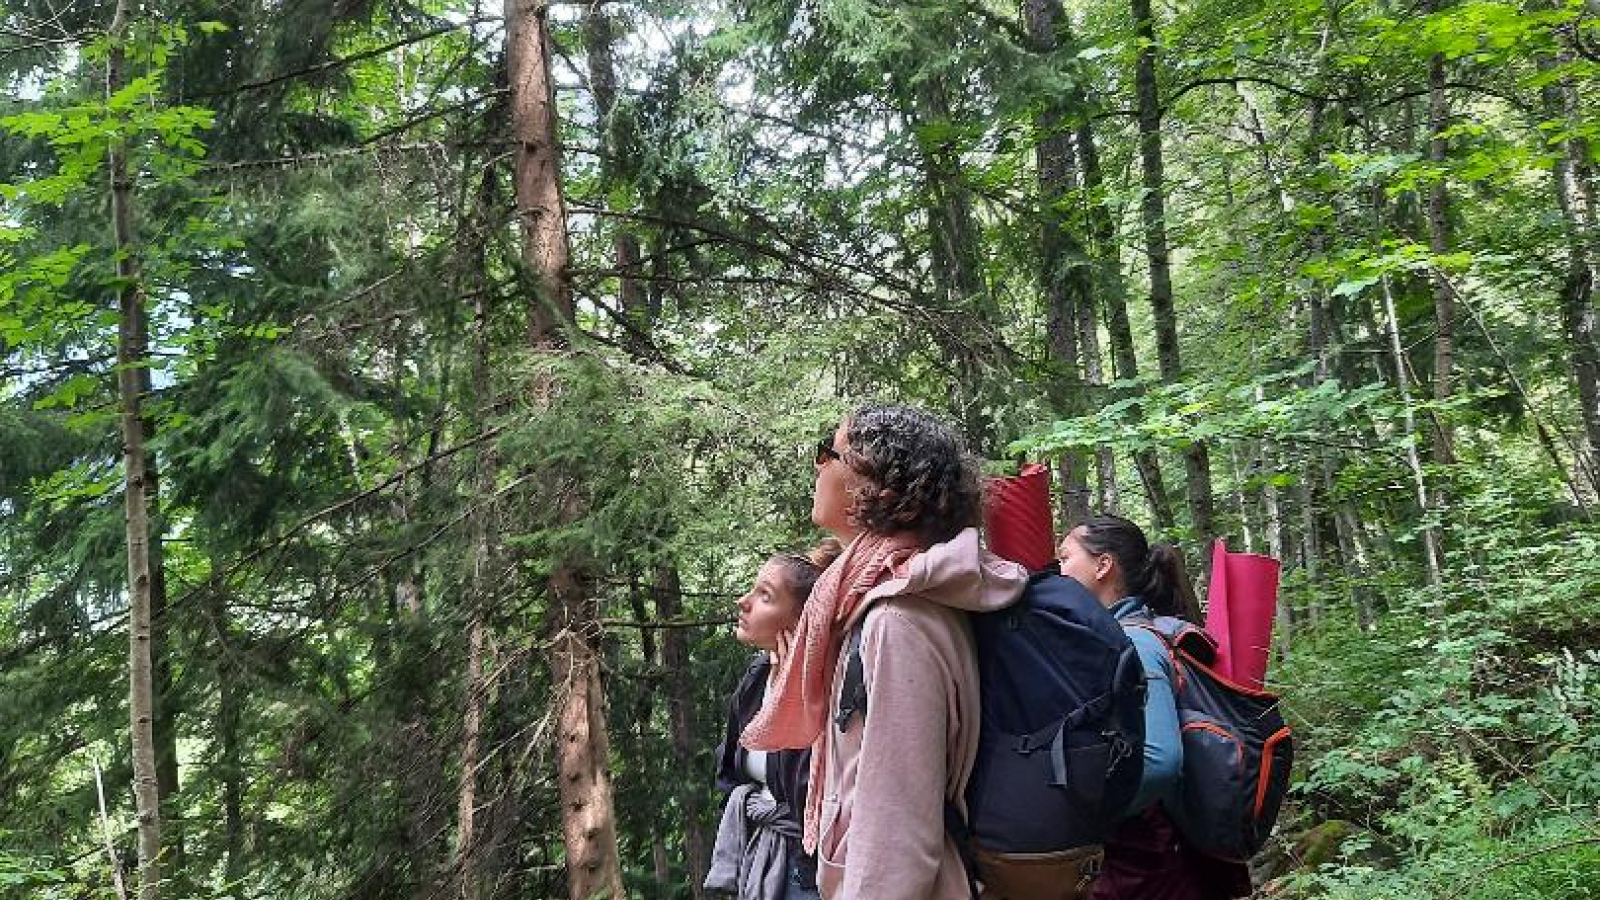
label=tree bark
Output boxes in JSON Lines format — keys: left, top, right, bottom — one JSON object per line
{"left": 507, "top": 1, "right": 625, "bottom": 896}
{"left": 151, "top": 569, "right": 180, "bottom": 883}
{"left": 1296, "top": 470, "right": 1321, "bottom": 627}
{"left": 1132, "top": 0, "right": 1213, "bottom": 546}
{"left": 1026, "top": 0, "right": 1093, "bottom": 526}
{"left": 1072, "top": 86, "right": 1168, "bottom": 526}
{"left": 108, "top": 2, "right": 163, "bottom": 896}
{"left": 655, "top": 567, "right": 710, "bottom": 899}
{"left": 456, "top": 613, "right": 487, "bottom": 897}
{"left": 1542, "top": 62, "right": 1600, "bottom": 497}
{"left": 1425, "top": 37, "right": 1457, "bottom": 468}
{"left": 547, "top": 572, "right": 625, "bottom": 900}
{"left": 1228, "top": 446, "right": 1256, "bottom": 554}
{"left": 1259, "top": 444, "right": 1290, "bottom": 658}
{"left": 456, "top": 274, "right": 498, "bottom": 899}
{"left": 1380, "top": 274, "right": 1445, "bottom": 587}
{"left": 511, "top": 0, "right": 574, "bottom": 346}
{"left": 583, "top": 10, "right": 648, "bottom": 325}
{"left": 1076, "top": 275, "right": 1117, "bottom": 512}
{"left": 204, "top": 584, "right": 245, "bottom": 887}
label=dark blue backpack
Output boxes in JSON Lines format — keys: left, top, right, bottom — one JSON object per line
{"left": 838, "top": 571, "right": 1147, "bottom": 900}
{"left": 1123, "top": 614, "right": 1293, "bottom": 863}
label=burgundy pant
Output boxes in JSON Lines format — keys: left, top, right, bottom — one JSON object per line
{"left": 1089, "top": 807, "right": 1251, "bottom": 900}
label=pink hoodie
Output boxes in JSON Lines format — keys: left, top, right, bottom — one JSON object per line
{"left": 813, "top": 528, "right": 1027, "bottom": 900}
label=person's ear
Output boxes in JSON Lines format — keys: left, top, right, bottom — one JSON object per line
{"left": 1094, "top": 552, "right": 1115, "bottom": 583}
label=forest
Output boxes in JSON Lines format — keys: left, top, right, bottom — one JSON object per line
{"left": 2, "top": 0, "right": 1599, "bottom": 896}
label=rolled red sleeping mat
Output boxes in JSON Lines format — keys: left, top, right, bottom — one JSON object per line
{"left": 983, "top": 463, "right": 1057, "bottom": 571}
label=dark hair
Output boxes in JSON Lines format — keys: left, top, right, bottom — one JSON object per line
{"left": 770, "top": 537, "right": 844, "bottom": 603}
{"left": 841, "top": 404, "right": 982, "bottom": 546}
{"left": 1077, "top": 514, "right": 1201, "bottom": 623}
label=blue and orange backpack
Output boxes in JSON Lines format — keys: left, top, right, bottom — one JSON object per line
{"left": 1121, "top": 612, "right": 1294, "bottom": 863}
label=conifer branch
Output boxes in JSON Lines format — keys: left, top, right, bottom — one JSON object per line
{"left": 597, "top": 616, "right": 735, "bottom": 630}
{"left": 1094, "top": 76, "right": 1536, "bottom": 121}
{"left": 189, "top": 17, "right": 498, "bottom": 99}
{"left": 359, "top": 90, "right": 510, "bottom": 146}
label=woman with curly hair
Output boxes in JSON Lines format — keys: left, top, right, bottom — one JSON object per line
{"left": 742, "top": 404, "right": 1030, "bottom": 900}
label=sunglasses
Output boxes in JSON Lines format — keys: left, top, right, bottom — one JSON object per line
{"left": 815, "top": 438, "right": 843, "bottom": 466}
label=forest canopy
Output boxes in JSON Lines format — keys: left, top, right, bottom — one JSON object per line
{"left": 2, "top": 0, "right": 1598, "bottom": 897}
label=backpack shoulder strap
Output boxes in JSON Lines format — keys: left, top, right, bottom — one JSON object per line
{"left": 1151, "top": 615, "right": 1219, "bottom": 665}
{"left": 1121, "top": 620, "right": 1185, "bottom": 694}
{"left": 835, "top": 624, "right": 868, "bottom": 732}
{"left": 944, "top": 800, "right": 980, "bottom": 900}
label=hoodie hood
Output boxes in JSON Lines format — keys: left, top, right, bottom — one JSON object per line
{"left": 852, "top": 527, "right": 1028, "bottom": 622}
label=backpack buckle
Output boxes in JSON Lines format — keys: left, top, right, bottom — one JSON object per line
{"left": 1106, "top": 731, "right": 1132, "bottom": 766}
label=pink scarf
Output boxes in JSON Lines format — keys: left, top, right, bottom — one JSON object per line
{"left": 740, "top": 530, "right": 922, "bottom": 851}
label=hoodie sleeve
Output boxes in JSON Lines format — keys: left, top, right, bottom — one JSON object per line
{"left": 837, "top": 605, "right": 956, "bottom": 900}
{"left": 1126, "top": 627, "right": 1182, "bottom": 811}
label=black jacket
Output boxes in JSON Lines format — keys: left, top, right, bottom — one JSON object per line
{"left": 714, "top": 652, "right": 816, "bottom": 888}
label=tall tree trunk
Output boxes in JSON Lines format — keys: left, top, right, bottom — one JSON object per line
{"left": 1074, "top": 105, "right": 1168, "bottom": 525}
{"left": 655, "top": 567, "right": 710, "bottom": 899}
{"left": 546, "top": 571, "right": 625, "bottom": 900}
{"left": 1259, "top": 441, "right": 1290, "bottom": 657}
{"left": 1072, "top": 248, "right": 1117, "bottom": 511}
{"left": 1331, "top": 487, "right": 1378, "bottom": 628}
{"left": 507, "top": 0, "right": 625, "bottom": 896}
{"left": 1228, "top": 446, "right": 1256, "bottom": 553}
{"left": 1296, "top": 472, "right": 1321, "bottom": 627}
{"left": 108, "top": 3, "right": 163, "bottom": 896}
{"left": 455, "top": 612, "right": 486, "bottom": 895}
{"left": 1026, "top": 0, "right": 1093, "bottom": 526}
{"left": 511, "top": 0, "right": 575, "bottom": 345}
{"left": 1132, "top": 0, "right": 1213, "bottom": 548}
{"left": 150, "top": 568, "right": 180, "bottom": 882}
{"left": 903, "top": 77, "right": 999, "bottom": 450}
{"left": 1543, "top": 62, "right": 1600, "bottom": 497}
{"left": 456, "top": 277, "right": 498, "bottom": 899}
{"left": 1380, "top": 274, "right": 1445, "bottom": 587}
{"left": 204, "top": 582, "right": 245, "bottom": 887}
{"left": 1425, "top": 37, "right": 1457, "bottom": 468}
{"left": 583, "top": 9, "right": 647, "bottom": 324}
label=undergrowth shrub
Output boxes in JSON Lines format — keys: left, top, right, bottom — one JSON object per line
{"left": 1272, "top": 497, "right": 1600, "bottom": 899}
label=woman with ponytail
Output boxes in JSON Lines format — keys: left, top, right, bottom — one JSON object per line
{"left": 1057, "top": 515, "right": 1251, "bottom": 900}
{"left": 709, "top": 539, "right": 843, "bottom": 900}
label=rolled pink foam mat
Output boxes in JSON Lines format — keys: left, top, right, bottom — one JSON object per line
{"left": 1204, "top": 539, "right": 1281, "bottom": 689}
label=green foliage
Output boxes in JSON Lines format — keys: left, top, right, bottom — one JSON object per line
{"left": 5, "top": 0, "right": 1600, "bottom": 895}
{"left": 1277, "top": 508, "right": 1600, "bottom": 899}
{"left": 1014, "top": 366, "right": 1400, "bottom": 458}
{"left": 0, "top": 840, "right": 79, "bottom": 899}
